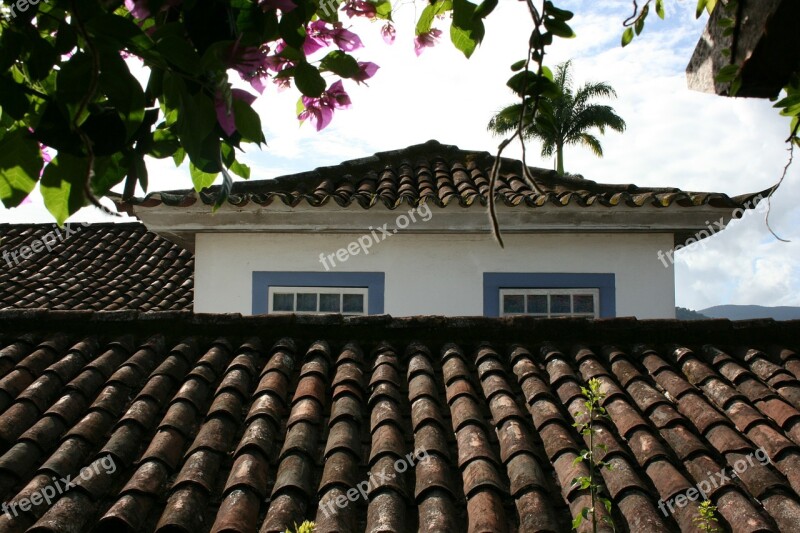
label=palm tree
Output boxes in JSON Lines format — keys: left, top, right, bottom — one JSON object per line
{"left": 488, "top": 60, "right": 626, "bottom": 175}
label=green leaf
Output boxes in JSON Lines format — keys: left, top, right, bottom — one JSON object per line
{"left": 416, "top": 0, "right": 452, "bottom": 35}
{"left": 510, "top": 59, "right": 527, "bottom": 72}
{"left": 99, "top": 48, "right": 146, "bottom": 140}
{"left": 85, "top": 13, "right": 161, "bottom": 64}
{"left": 320, "top": 50, "right": 361, "bottom": 78}
{"left": 543, "top": 17, "right": 575, "bottom": 38}
{"left": 544, "top": 1, "right": 574, "bottom": 21}
{"left": 450, "top": 0, "right": 485, "bottom": 58}
{"left": 229, "top": 159, "right": 250, "bottom": 179}
{"left": 729, "top": 76, "right": 742, "bottom": 96}
{"left": 189, "top": 162, "right": 218, "bottom": 192}
{"left": 154, "top": 30, "right": 202, "bottom": 73}
{"left": 294, "top": 62, "right": 326, "bottom": 98}
{"left": 162, "top": 73, "right": 217, "bottom": 167}
{"left": 695, "top": 0, "right": 716, "bottom": 18}
{"left": 473, "top": 0, "right": 498, "bottom": 19}
{"left": 0, "top": 129, "right": 41, "bottom": 208}
{"left": 656, "top": 0, "right": 665, "bottom": 19}
{"left": 90, "top": 154, "right": 127, "bottom": 197}
{"left": 27, "top": 36, "right": 58, "bottom": 82}
{"left": 278, "top": 9, "right": 307, "bottom": 49}
{"left": 715, "top": 64, "right": 739, "bottom": 83}
{"left": 372, "top": 0, "right": 393, "bottom": 20}
{"left": 0, "top": 76, "right": 30, "bottom": 120}
{"left": 635, "top": 16, "right": 645, "bottom": 35}
{"left": 621, "top": 27, "right": 634, "bottom": 47}
{"left": 233, "top": 98, "right": 266, "bottom": 144}
{"left": 56, "top": 52, "right": 93, "bottom": 123}
{"left": 572, "top": 513, "right": 584, "bottom": 529}
{"left": 40, "top": 154, "right": 88, "bottom": 225}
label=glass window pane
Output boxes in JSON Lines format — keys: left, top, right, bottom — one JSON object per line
{"left": 342, "top": 293, "right": 364, "bottom": 314}
{"left": 527, "top": 294, "right": 547, "bottom": 314}
{"left": 550, "top": 294, "right": 570, "bottom": 314}
{"left": 573, "top": 294, "right": 595, "bottom": 314}
{"left": 273, "top": 293, "right": 294, "bottom": 312}
{"left": 503, "top": 294, "right": 525, "bottom": 314}
{"left": 296, "top": 293, "right": 317, "bottom": 312}
{"left": 319, "top": 293, "right": 340, "bottom": 312}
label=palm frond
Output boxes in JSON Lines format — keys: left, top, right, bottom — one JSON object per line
{"left": 578, "top": 133, "right": 603, "bottom": 157}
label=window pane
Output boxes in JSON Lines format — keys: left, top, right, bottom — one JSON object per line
{"left": 550, "top": 294, "right": 570, "bottom": 314}
{"left": 573, "top": 294, "right": 595, "bottom": 314}
{"left": 296, "top": 293, "right": 317, "bottom": 312}
{"left": 342, "top": 293, "right": 364, "bottom": 314}
{"left": 319, "top": 293, "right": 340, "bottom": 312}
{"left": 273, "top": 293, "right": 294, "bottom": 312}
{"left": 503, "top": 294, "right": 525, "bottom": 314}
{"left": 527, "top": 294, "right": 547, "bottom": 314}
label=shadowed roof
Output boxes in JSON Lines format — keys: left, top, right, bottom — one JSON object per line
{"left": 0, "top": 312, "right": 798, "bottom": 532}
{"left": 0, "top": 223, "right": 193, "bottom": 312}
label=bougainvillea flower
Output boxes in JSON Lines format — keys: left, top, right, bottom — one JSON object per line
{"left": 259, "top": 0, "right": 296, "bottom": 12}
{"left": 381, "top": 23, "right": 396, "bottom": 45}
{"left": 215, "top": 89, "right": 258, "bottom": 136}
{"left": 227, "top": 42, "right": 273, "bottom": 93}
{"left": 304, "top": 21, "right": 364, "bottom": 54}
{"left": 353, "top": 62, "right": 379, "bottom": 84}
{"left": 298, "top": 80, "right": 351, "bottom": 131}
{"left": 343, "top": 0, "right": 376, "bottom": 18}
{"left": 414, "top": 28, "right": 442, "bottom": 56}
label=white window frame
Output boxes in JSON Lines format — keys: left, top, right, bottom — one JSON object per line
{"left": 499, "top": 288, "right": 600, "bottom": 318}
{"left": 267, "top": 286, "right": 369, "bottom": 315}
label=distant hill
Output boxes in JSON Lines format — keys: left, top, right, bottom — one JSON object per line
{"left": 676, "top": 307, "right": 710, "bottom": 320}
{"left": 700, "top": 305, "right": 800, "bottom": 321}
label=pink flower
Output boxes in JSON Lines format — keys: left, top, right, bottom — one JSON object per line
{"left": 227, "top": 42, "right": 273, "bottom": 93}
{"left": 259, "top": 0, "right": 296, "bottom": 12}
{"left": 343, "top": 0, "right": 377, "bottom": 18}
{"left": 215, "top": 89, "right": 258, "bottom": 136}
{"left": 298, "top": 80, "right": 351, "bottom": 131}
{"left": 381, "top": 23, "right": 396, "bottom": 45}
{"left": 414, "top": 28, "right": 442, "bottom": 56}
{"left": 124, "top": 0, "right": 181, "bottom": 19}
{"left": 353, "top": 61, "right": 379, "bottom": 84}
{"left": 304, "top": 21, "right": 364, "bottom": 55}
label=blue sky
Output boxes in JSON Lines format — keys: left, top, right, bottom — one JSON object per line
{"left": 1, "top": 1, "right": 797, "bottom": 311}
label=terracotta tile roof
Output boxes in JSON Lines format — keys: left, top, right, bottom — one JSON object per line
{"left": 0, "top": 312, "right": 798, "bottom": 532}
{"left": 0, "top": 223, "right": 193, "bottom": 312}
{"left": 116, "top": 140, "right": 766, "bottom": 212}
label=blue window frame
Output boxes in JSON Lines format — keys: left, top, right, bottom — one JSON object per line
{"left": 483, "top": 273, "right": 616, "bottom": 318}
{"left": 252, "top": 272, "right": 385, "bottom": 315}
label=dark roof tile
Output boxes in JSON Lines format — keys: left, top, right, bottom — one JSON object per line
{"left": 0, "top": 223, "right": 193, "bottom": 311}
{"left": 0, "top": 314, "right": 798, "bottom": 531}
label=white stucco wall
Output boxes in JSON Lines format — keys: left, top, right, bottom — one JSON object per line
{"left": 194, "top": 231, "right": 676, "bottom": 318}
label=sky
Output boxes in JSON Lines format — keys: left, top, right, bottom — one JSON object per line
{"left": 1, "top": 0, "right": 798, "bottom": 311}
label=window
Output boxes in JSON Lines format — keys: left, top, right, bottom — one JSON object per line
{"left": 253, "top": 272, "right": 384, "bottom": 315}
{"left": 499, "top": 288, "right": 599, "bottom": 317}
{"left": 268, "top": 287, "right": 367, "bottom": 315}
{"left": 483, "top": 273, "right": 615, "bottom": 318}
